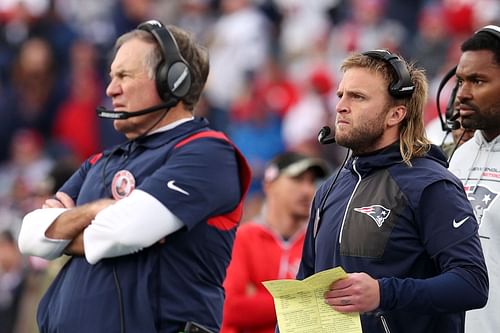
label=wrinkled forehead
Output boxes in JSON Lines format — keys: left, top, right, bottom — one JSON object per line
{"left": 110, "top": 39, "right": 153, "bottom": 74}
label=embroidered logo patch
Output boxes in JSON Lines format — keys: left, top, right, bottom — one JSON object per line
{"left": 111, "top": 170, "right": 136, "bottom": 200}
{"left": 465, "top": 185, "right": 498, "bottom": 225}
{"left": 354, "top": 205, "right": 391, "bottom": 227}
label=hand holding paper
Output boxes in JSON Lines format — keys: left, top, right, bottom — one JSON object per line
{"left": 263, "top": 267, "right": 362, "bottom": 333}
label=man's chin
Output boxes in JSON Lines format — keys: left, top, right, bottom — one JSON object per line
{"left": 113, "top": 123, "right": 136, "bottom": 139}
{"left": 334, "top": 136, "right": 350, "bottom": 148}
{"left": 460, "top": 119, "right": 477, "bottom": 130}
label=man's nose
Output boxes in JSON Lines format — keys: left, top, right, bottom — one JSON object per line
{"left": 106, "top": 78, "right": 121, "bottom": 97}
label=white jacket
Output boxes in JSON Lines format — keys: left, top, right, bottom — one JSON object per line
{"left": 449, "top": 131, "right": 500, "bottom": 333}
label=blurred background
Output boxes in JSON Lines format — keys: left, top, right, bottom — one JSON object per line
{"left": 0, "top": 0, "right": 498, "bottom": 332}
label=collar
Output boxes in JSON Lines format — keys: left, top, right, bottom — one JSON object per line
{"left": 105, "top": 117, "right": 210, "bottom": 155}
{"left": 136, "top": 117, "right": 210, "bottom": 149}
{"left": 149, "top": 116, "right": 194, "bottom": 135}
{"left": 348, "top": 143, "right": 402, "bottom": 177}
{"left": 347, "top": 142, "right": 447, "bottom": 177}
{"left": 473, "top": 131, "right": 500, "bottom": 152}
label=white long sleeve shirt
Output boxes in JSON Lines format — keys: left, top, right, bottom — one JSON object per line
{"left": 18, "top": 190, "right": 183, "bottom": 264}
{"left": 449, "top": 131, "right": 500, "bottom": 333}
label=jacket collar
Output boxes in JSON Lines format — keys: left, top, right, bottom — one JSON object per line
{"left": 346, "top": 142, "right": 448, "bottom": 177}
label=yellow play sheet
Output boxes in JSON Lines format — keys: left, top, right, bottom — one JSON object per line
{"left": 263, "top": 267, "right": 362, "bottom": 333}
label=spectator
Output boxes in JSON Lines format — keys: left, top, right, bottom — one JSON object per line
{"left": 204, "top": 0, "right": 271, "bottom": 130}
{"left": 52, "top": 40, "right": 103, "bottom": 162}
{"left": 222, "top": 151, "right": 329, "bottom": 333}
{"left": 0, "top": 37, "right": 65, "bottom": 161}
{"left": 0, "top": 230, "right": 24, "bottom": 333}
{"left": 327, "top": 0, "right": 407, "bottom": 78}
{"left": 282, "top": 65, "right": 342, "bottom": 165}
{"left": 0, "top": 128, "right": 54, "bottom": 208}
{"left": 409, "top": 3, "right": 451, "bottom": 79}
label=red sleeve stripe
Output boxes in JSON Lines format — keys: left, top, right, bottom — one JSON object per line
{"left": 173, "top": 130, "right": 253, "bottom": 231}
{"left": 89, "top": 153, "right": 103, "bottom": 165}
{"left": 174, "top": 131, "right": 229, "bottom": 148}
{"left": 207, "top": 201, "right": 244, "bottom": 231}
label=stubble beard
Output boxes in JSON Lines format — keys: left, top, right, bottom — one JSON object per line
{"left": 335, "top": 118, "right": 385, "bottom": 155}
{"left": 462, "top": 106, "right": 500, "bottom": 133}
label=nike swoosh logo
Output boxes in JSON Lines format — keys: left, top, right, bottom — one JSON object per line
{"left": 167, "top": 180, "right": 189, "bottom": 196}
{"left": 453, "top": 216, "right": 470, "bottom": 228}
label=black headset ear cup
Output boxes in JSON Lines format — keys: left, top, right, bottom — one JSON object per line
{"left": 167, "top": 62, "right": 192, "bottom": 98}
{"left": 362, "top": 49, "right": 415, "bottom": 98}
{"left": 137, "top": 20, "right": 192, "bottom": 102}
{"left": 156, "top": 61, "right": 192, "bottom": 100}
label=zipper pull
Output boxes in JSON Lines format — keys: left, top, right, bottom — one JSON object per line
{"left": 313, "top": 207, "right": 321, "bottom": 239}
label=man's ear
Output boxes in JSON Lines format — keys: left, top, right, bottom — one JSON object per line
{"left": 386, "top": 105, "right": 407, "bottom": 127}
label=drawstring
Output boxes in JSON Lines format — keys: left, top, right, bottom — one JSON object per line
{"left": 463, "top": 139, "right": 495, "bottom": 193}
{"left": 472, "top": 142, "right": 494, "bottom": 190}
{"left": 462, "top": 140, "right": 483, "bottom": 190}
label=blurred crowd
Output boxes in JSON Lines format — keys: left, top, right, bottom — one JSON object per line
{"left": 0, "top": 0, "right": 499, "bottom": 332}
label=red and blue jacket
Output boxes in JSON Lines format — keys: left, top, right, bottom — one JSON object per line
{"left": 37, "top": 118, "right": 251, "bottom": 333}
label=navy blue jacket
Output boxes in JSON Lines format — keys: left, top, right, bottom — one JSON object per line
{"left": 298, "top": 144, "right": 488, "bottom": 333}
{"left": 37, "top": 118, "right": 251, "bottom": 333}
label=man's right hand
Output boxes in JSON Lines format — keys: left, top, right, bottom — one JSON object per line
{"left": 46, "top": 197, "right": 115, "bottom": 256}
{"left": 43, "top": 192, "right": 75, "bottom": 209}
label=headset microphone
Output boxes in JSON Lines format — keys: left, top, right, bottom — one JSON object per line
{"left": 318, "top": 126, "right": 336, "bottom": 145}
{"left": 96, "top": 100, "right": 178, "bottom": 120}
{"left": 447, "top": 111, "right": 461, "bottom": 130}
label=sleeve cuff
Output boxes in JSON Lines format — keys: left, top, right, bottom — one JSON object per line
{"left": 18, "top": 208, "right": 71, "bottom": 260}
{"left": 83, "top": 190, "right": 183, "bottom": 264}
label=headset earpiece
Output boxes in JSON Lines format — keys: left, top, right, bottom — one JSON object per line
{"left": 137, "top": 20, "right": 192, "bottom": 102}
{"left": 475, "top": 25, "right": 500, "bottom": 40}
{"left": 362, "top": 49, "right": 415, "bottom": 98}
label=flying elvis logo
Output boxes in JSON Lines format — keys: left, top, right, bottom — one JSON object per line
{"left": 354, "top": 205, "right": 391, "bottom": 227}
{"left": 465, "top": 184, "right": 498, "bottom": 225}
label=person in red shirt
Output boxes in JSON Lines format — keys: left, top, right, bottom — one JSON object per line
{"left": 222, "top": 151, "right": 329, "bottom": 333}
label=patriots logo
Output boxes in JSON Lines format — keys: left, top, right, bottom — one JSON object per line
{"left": 354, "top": 205, "right": 391, "bottom": 227}
{"left": 465, "top": 185, "right": 498, "bottom": 225}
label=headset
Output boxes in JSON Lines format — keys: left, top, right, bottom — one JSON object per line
{"left": 318, "top": 49, "right": 414, "bottom": 145}
{"left": 477, "top": 24, "right": 500, "bottom": 41}
{"left": 137, "top": 20, "right": 192, "bottom": 103}
{"left": 435, "top": 25, "right": 500, "bottom": 161}
{"left": 435, "top": 65, "right": 459, "bottom": 134}
{"left": 362, "top": 49, "right": 415, "bottom": 98}
{"left": 436, "top": 25, "right": 500, "bottom": 135}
